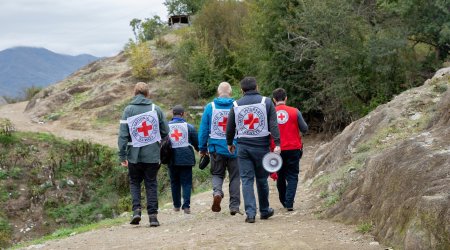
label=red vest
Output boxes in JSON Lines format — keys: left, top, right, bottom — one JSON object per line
{"left": 276, "top": 104, "right": 303, "bottom": 150}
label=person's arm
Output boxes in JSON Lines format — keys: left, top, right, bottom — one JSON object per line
{"left": 198, "top": 103, "right": 212, "bottom": 153}
{"left": 188, "top": 124, "right": 199, "bottom": 152}
{"left": 118, "top": 107, "right": 130, "bottom": 164}
{"left": 157, "top": 106, "right": 169, "bottom": 138}
{"left": 297, "top": 109, "right": 308, "bottom": 134}
{"left": 267, "top": 100, "right": 280, "bottom": 146}
{"left": 226, "top": 106, "right": 236, "bottom": 146}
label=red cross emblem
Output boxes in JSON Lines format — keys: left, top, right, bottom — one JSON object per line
{"left": 278, "top": 113, "right": 286, "bottom": 121}
{"left": 244, "top": 113, "right": 259, "bottom": 129}
{"left": 171, "top": 129, "right": 183, "bottom": 141}
{"left": 218, "top": 117, "right": 228, "bottom": 131}
{"left": 137, "top": 121, "right": 153, "bottom": 137}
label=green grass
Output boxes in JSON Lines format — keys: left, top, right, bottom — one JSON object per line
{"left": 356, "top": 222, "right": 373, "bottom": 234}
{"left": 11, "top": 217, "right": 128, "bottom": 249}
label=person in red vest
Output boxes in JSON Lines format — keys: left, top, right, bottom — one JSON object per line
{"left": 272, "top": 88, "right": 308, "bottom": 211}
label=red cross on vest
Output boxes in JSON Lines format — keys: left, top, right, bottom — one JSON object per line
{"left": 218, "top": 117, "right": 228, "bottom": 131}
{"left": 278, "top": 112, "right": 286, "bottom": 121}
{"left": 244, "top": 113, "right": 259, "bottom": 129}
{"left": 171, "top": 129, "right": 183, "bottom": 141}
{"left": 137, "top": 121, "right": 153, "bottom": 137}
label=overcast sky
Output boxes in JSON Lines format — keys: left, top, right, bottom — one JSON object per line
{"left": 0, "top": 0, "right": 167, "bottom": 57}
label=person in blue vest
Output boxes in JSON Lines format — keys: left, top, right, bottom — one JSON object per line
{"left": 168, "top": 105, "right": 199, "bottom": 214}
{"left": 198, "top": 82, "right": 241, "bottom": 215}
{"left": 118, "top": 82, "right": 169, "bottom": 227}
{"left": 226, "top": 77, "right": 281, "bottom": 223}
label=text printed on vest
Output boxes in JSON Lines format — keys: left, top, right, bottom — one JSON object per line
{"left": 127, "top": 108, "right": 161, "bottom": 147}
{"left": 169, "top": 123, "right": 189, "bottom": 148}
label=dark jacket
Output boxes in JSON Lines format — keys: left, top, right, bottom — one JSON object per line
{"left": 118, "top": 94, "right": 169, "bottom": 164}
{"left": 226, "top": 90, "right": 280, "bottom": 148}
{"left": 169, "top": 117, "right": 199, "bottom": 166}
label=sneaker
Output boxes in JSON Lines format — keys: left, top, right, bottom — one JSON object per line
{"left": 211, "top": 195, "right": 222, "bottom": 212}
{"left": 173, "top": 207, "right": 180, "bottom": 212}
{"left": 183, "top": 208, "right": 191, "bottom": 214}
{"left": 130, "top": 210, "right": 141, "bottom": 225}
{"left": 230, "top": 209, "right": 241, "bottom": 216}
{"left": 149, "top": 214, "right": 160, "bottom": 227}
{"left": 260, "top": 208, "right": 274, "bottom": 220}
{"left": 287, "top": 208, "right": 294, "bottom": 212}
{"left": 245, "top": 216, "right": 255, "bottom": 223}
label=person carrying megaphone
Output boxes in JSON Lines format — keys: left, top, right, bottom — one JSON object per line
{"left": 226, "top": 77, "right": 281, "bottom": 223}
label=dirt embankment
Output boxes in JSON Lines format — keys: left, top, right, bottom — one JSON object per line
{"left": 304, "top": 67, "right": 450, "bottom": 249}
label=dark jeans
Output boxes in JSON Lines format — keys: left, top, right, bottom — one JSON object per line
{"left": 128, "top": 162, "right": 160, "bottom": 215}
{"left": 237, "top": 144, "right": 270, "bottom": 217}
{"left": 210, "top": 154, "right": 240, "bottom": 210}
{"left": 168, "top": 165, "right": 193, "bottom": 209}
{"left": 277, "top": 149, "right": 302, "bottom": 208}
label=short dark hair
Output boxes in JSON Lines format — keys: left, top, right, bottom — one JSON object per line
{"left": 240, "top": 77, "right": 257, "bottom": 92}
{"left": 272, "top": 88, "right": 287, "bottom": 101}
{"left": 172, "top": 104, "right": 185, "bottom": 115}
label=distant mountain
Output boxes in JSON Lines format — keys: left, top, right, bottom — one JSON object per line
{"left": 0, "top": 47, "right": 98, "bottom": 97}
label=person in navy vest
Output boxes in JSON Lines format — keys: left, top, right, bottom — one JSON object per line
{"left": 168, "top": 105, "right": 199, "bottom": 214}
{"left": 198, "top": 82, "right": 241, "bottom": 215}
{"left": 226, "top": 77, "right": 281, "bottom": 223}
{"left": 272, "top": 88, "right": 308, "bottom": 211}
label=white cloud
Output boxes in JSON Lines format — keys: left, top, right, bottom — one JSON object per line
{"left": 0, "top": 0, "right": 168, "bottom": 56}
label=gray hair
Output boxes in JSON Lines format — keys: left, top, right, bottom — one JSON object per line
{"left": 217, "top": 82, "right": 232, "bottom": 97}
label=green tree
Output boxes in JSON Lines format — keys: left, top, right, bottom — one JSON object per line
{"left": 129, "top": 15, "right": 166, "bottom": 42}
{"left": 379, "top": 0, "right": 450, "bottom": 60}
{"left": 164, "top": 0, "right": 208, "bottom": 15}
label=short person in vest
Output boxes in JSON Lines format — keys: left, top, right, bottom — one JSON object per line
{"left": 226, "top": 77, "right": 281, "bottom": 223}
{"left": 198, "top": 82, "right": 241, "bottom": 215}
{"left": 118, "top": 82, "right": 169, "bottom": 227}
{"left": 168, "top": 105, "right": 199, "bottom": 214}
{"left": 272, "top": 88, "right": 308, "bottom": 211}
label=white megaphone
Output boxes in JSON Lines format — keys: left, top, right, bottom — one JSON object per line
{"left": 262, "top": 152, "right": 282, "bottom": 173}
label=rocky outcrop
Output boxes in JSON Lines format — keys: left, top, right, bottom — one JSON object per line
{"left": 305, "top": 68, "right": 450, "bottom": 249}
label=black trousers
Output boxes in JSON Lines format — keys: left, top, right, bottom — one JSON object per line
{"left": 128, "top": 162, "right": 160, "bottom": 214}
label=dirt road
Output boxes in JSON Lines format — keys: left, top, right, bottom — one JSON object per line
{"left": 1, "top": 102, "right": 385, "bottom": 249}
{"left": 0, "top": 102, "right": 117, "bottom": 147}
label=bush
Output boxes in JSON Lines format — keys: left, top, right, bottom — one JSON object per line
{"left": 0, "top": 119, "right": 15, "bottom": 136}
{"left": 0, "top": 217, "right": 12, "bottom": 248}
{"left": 125, "top": 40, "right": 157, "bottom": 80}
{"left": 23, "top": 86, "right": 43, "bottom": 100}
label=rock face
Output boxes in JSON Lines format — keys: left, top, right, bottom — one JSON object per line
{"left": 304, "top": 67, "right": 450, "bottom": 249}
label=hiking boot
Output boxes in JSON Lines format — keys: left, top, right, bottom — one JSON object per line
{"left": 260, "top": 208, "right": 274, "bottom": 220}
{"left": 173, "top": 207, "right": 180, "bottom": 212}
{"left": 129, "top": 209, "right": 141, "bottom": 225}
{"left": 183, "top": 208, "right": 191, "bottom": 214}
{"left": 149, "top": 214, "right": 160, "bottom": 227}
{"left": 211, "top": 195, "right": 222, "bottom": 212}
{"left": 245, "top": 216, "right": 255, "bottom": 223}
{"left": 230, "top": 209, "right": 241, "bottom": 216}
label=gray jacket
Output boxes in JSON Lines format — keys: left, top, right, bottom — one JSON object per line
{"left": 226, "top": 90, "right": 280, "bottom": 148}
{"left": 118, "top": 94, "right": 169, "bottom": 164}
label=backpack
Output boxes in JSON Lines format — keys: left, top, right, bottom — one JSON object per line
{"left": 160, "top": 136, "right": 172, "bottom": 164}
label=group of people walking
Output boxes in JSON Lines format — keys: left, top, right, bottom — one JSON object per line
{"left": 118, "top": 77, "right": 308, "bottom": 226}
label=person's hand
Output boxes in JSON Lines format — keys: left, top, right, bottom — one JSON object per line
{"left": 273, "top": 146, "right": 281, "bottom": 154}
{"left": 200, "top": 151, "right": 208, "bottom": 157}
{"left": 121, "top": 160, "right": 128, "bottom": 168}
{"left": 228, "top": 145, "right": 236, "bottom": 154}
